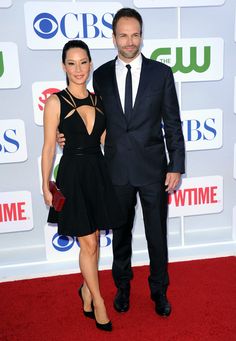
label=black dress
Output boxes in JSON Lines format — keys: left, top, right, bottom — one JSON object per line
{"left": 47, "top": 89, "right": 123, "bottom": 237}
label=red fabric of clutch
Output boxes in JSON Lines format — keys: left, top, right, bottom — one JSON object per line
{"left": 49, "top": 181, "right": 66, "bottom": 212}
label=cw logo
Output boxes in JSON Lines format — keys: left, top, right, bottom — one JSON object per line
{"left": 0, "top": 51, "right": 4, "bottom": 77}
{"left": 150, "top": 46, "right": 211, "bottom": 73}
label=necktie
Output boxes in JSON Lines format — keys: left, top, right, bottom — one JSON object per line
{"left": 124, "top": 64, "right": 132, "bottom": 120}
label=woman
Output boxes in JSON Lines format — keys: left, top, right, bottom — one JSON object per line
{"left": 41, "top": 40, "right": 122, "bottom": 332}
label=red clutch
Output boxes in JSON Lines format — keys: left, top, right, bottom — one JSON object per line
{"left": 49, "top": 181, "right": 66, "bottom": 212}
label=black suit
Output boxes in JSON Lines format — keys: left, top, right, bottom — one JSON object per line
{"left": 93, "top": 54, "right": 185, "bottom": 296}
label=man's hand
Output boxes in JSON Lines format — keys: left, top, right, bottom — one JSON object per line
{"left": 165, "top": 172, "right": 181, "bottom": 192}
{"left": 56, "top": 130, "right": 65, "bottom": 148}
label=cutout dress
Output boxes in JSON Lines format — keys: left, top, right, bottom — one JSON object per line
{"left": 47, "top": 89, "right": 123, "bottom": 237}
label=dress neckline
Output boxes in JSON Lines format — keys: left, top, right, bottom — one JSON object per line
{"left": 66, "top": 88, "right": 90, "bottom": 100}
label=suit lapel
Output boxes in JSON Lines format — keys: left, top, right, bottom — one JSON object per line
{"left": 109, "top": 58, "right": 124, "bottom": 115}
{"left": 108, "top": 55, "right": 151, "bottom": 126}
{"left": 124, "top": 55, "right": 150, "bottom": 126}
{"left": 133, "top": 55, "right": 150, "bottom": 112}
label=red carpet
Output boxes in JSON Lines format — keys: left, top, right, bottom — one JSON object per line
{"left": 0, "top": 257, "right": 236, "bottom": 341}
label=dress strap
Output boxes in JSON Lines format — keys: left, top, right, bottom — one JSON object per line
{"left": 90, "top": 93, "right": 104, "bottom": 115}
{"left": 64, "top": 88, "right": 77, "bottom": 108}
{"left": 90, "top": 93, "right": 97, "bottom": 107}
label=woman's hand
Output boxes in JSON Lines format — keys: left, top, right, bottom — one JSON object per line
{"left": 43, "top": 188, "right": 53, "bottom": 207}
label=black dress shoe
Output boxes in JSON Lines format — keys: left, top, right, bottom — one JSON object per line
{"left": 78, "top": 285, "right": 95, "bottom": 319}
{"left": 114, "top": 288, "right": 130, "bottom": 313}
{"left": 154, "top": 293, "right": 171, "bottom": 317}
{"left": 95, "top": 319, "right": 112, "bottom": 332}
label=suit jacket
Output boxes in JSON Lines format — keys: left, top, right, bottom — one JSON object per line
{"left": 93, "top": 54, "right": 185, "bottom": 186}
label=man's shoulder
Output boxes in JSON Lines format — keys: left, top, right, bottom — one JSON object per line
{"left": 94, "top": 59, "right": 115, "bottom": 75}
{"left": 143, "top": 55, "right": 171, "bottom": 72}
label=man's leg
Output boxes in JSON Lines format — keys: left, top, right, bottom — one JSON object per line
{"left": 112, "top": 184, "right": 137, "bottom": 312}
{"left": 139, "top": 181, "right": 171, "bottom": 316}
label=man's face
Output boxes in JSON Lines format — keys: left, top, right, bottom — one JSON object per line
{"left": 113, "top": 17, "right": 142, "bottom": 63}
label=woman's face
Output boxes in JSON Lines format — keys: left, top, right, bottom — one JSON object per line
{"left": 63, "top": 47, "right": 91, "bottom": 86}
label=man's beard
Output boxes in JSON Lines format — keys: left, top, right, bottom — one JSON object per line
{"left": 119, "top": 46, "right": 140, "bottom": 60}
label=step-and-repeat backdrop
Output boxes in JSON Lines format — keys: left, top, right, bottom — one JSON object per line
{"left": 0, "top": 0, "right": 236, "bottom": 279}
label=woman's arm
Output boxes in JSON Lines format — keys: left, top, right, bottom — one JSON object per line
{"left": 41, "top": 94, "right": 60, "bottom": 207}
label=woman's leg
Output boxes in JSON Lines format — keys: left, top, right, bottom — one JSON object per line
{"left": 80, "top": 231, "right": 99, "bottom": 312}
{"left": 78, "top": 231, "right": 110, "bottom": 324}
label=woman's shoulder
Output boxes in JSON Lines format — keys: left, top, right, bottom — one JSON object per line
{"left": 43, "top": 93, "right": 60, "bottom": 120}
{"left": 53, "top": 89, "right": 67, "bottom": 98}
{"left": 45, "top": 92, "right": 60, "bottom": 107}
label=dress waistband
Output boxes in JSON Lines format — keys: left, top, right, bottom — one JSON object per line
{"left": 63, "top": 145, "right": 102, "bottom": 156}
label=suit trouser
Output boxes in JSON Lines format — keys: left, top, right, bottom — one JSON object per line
{"left": 112, "top": 181, "right": 169, "bottom": 296}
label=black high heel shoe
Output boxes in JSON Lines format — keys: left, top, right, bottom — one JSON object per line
{"left": 78, "top": 285, "right": 95, "bottom": 319}
{"left": 94, "top": 306, "right": 112, "bottom": 331}
{"left": 95, "top": 319, "right": 112, "bottom": 332}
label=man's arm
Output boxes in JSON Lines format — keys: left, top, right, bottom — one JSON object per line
{"left": 56, "top": 130, "right": 65, "bottom": 148}
{"left": 162, "top": 67, "right": 185, "bottom": 175}
{"left": 160, "top": 67, "right": 185, "bottom": 192}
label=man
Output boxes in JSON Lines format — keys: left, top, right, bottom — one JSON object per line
{"left": 59, "top": 7, "right": 185, "bottom": 317}
{"left": 93, "top": 8, "right": 185, "bottom": 317}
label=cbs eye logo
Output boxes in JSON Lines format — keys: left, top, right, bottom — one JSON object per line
{"left": 52, "top": 234, "right": 79, "bottom": 252}
{"left": 33, "top": 13, "right": 58, "bottom": 39}
{"left": 52, "top": 230, "right": 112, "bottom": 252}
